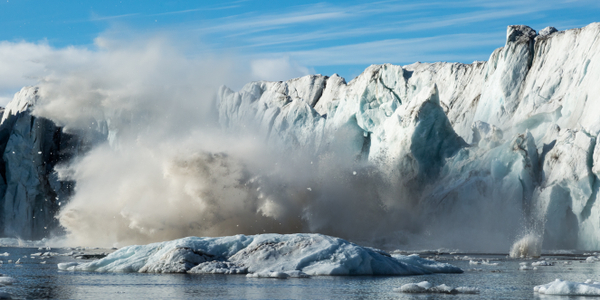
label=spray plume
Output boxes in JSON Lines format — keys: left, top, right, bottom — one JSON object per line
{"left": 1, "top": 32, "right": 421, "bottom": 248}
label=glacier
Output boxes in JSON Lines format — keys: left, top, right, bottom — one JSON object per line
{"left": 57, "top": 233, "right": 462, "bottom": 276}
{"left": 0, "top": 87, "right": 80, "bottom": 239}
{"left": 0, "top": 23, "right": 598, "bottom": 251}
{"left": 217, "top": 23, "right": 600, "bottom": 251}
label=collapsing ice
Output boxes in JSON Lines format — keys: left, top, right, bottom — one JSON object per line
{"left": 0, "top": 23, "right": 600, "bottom": 252}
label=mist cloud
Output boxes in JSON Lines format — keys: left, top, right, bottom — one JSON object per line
{"left": 2, "top": 31, "right": 424, "bottom": 249}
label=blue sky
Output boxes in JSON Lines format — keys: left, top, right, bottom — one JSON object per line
{"left": 0, "top": 0, "right": 599, "bottom": 104}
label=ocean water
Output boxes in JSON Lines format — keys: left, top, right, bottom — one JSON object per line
{"left": 0, "top": 247, "right": 599, "bottom": 299}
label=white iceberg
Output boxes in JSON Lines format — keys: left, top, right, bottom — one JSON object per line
{"left": 57, "top": 234, "right": 462, "bottom": 276}
{"left": 535, "top": 279, "right": 600, "bottom": 295}
{"left": 531, "top": 260, "right": 554, "bottom": 266}
{"left": 395, "top": 281, "right": 479, "bottom": 294}
{"left": 587, "top": 256, "right": 600, "bottom": 263}
{"left": 0, "top": 276, "right": 16, "bottom": 285}
{"left": 468, "top": 259, "right": 499, "bottom": 266}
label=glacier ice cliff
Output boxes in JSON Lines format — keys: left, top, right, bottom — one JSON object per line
{"left": 217, "top": 23, "right": 600, "bottom": 250}
{"left": 1, "top": 23, "right": 600, "bottom": 251}
{"left": 0, "top": 87, "right": 81, "bottom": 239}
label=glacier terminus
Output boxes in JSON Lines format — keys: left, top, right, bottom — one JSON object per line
{"left": 0, "top": 23, "right": 599, "bottom": 254}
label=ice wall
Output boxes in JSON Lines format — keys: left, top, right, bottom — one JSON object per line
{"left": 0, "top": 87, "right": 80, "bottom": 239}
{"left": 218, "top": 23, "right": 600, "bottom": 250}
{"left": 0, "top": 23, "right": 599, "bottom": 251}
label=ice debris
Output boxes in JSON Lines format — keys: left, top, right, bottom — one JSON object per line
{"left": 57, "top": 234, "right": 462, "bottom": 276}
{"left": 395, "top": 281, "right": 479, "bottom": 294}
{"left": 519, "top": 262, "right": 535, "bottom": 270}
{"left": 535, "top": 279, "right": 600, "bottom": 295}
{"left": 0, "top": 276, "right": 16, "bottom": 285}
{"left": 469, "top": 259, "right": 499, "bottom": 266}
{"left": 587, "top": 256, "right": 600, "bottom": 263}
{"left": 531, "top": 260, "right": 554, "bottom": 266}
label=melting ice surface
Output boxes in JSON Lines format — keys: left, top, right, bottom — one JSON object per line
{"left": 57, "top": 233, "right": 462, "bottom": 276}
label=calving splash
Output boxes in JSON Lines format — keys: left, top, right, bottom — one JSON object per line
{"left": 1, "top": 23, "right": 599, "bottom": 252}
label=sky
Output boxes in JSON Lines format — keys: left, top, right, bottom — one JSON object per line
{"left": 0, "top": 0, "right": 599, "bottom": 105}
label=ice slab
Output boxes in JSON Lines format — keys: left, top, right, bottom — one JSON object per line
{"left": 535, "top": 279, "right": 600, "bottom": 295}
{"left": 57, "top": 234, "right": 462, "bottom": 276}
{"left": 395, "top": 281, "right": 479, "bottom": 294}
{"left": 0, "top": 276, "right": 16, "bottom": 285}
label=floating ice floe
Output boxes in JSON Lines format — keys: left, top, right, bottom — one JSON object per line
{"left": 395, "top": 281, "right": 479, "bottom": 294}
{"left": 0, "top": 276, "right": 16, "bottom": 285}
{"left": 469, "top": 259, "right": 499, "bottom": 266}
{"left": 531, "top": 260, "right": 554, "bottom": 266}
{"left": 519, "top": 262, "right": 535, "bottom": 270}
{"left": 587, "top": 256, "right": 600, "bottom": 263}
{"left": 57, "top": 234, "right": 462, "bottom": 276}
{"left": 246, "top": 270, "right": 310, "bottom": 279}
{"left": 535, "top": 279, "right": 600, "bottom": 295}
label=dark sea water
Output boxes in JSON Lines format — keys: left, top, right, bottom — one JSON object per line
{"left": 0, "top": 246, "right": 599, "bottom": 299}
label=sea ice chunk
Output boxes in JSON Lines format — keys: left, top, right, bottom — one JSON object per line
{"left": 0, "top": 276, "right": 16, "bottom": 285}
{"left": 531, "top": 260, "right": 554, "bottom": 266}
{"left": 535, "top": 279, "right": 600, "bottom": 295}
{"left": 395, "top": 281, "right": 479, "bottom": 294}
{"left": 56, "top": 234, "right": 462, "bottom": 276}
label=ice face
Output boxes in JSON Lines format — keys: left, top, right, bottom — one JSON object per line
{"left": 0, "top": 87, "right": 81, "bottom": 239}
{"left": 216, "top": 23, "right": 600, "bottom": 251}
{"left": 57, "top": 233, "right": 462, "bottom": 276}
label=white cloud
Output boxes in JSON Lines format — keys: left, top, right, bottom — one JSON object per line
{"left": 0, "top": 29, "right": 318, "bottom": 108}
{"left": 250, "top": 56, "right": 312, "bottom": 82}
{"left": 0, "top": 41, "right": 53, "bottom": 106}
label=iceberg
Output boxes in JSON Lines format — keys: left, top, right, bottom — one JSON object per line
{"left": 57, "top": 233, "right": 462, "bottom": 276}
{"left": 0, "top": 276, "right": 16, "bottom": 285}
{"left": 395, "top": 281, "right": 479, "bottom": 294}
{"left": 535, "top": 279, "right": 600, "bottom": 296}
